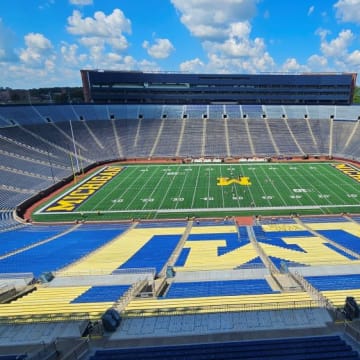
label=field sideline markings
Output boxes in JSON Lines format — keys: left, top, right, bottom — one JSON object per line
{"left": 43, "top": 203, "right": 360, "bottom": 215}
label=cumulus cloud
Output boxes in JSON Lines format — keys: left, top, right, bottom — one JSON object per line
{"left": 67, "top": 9, "right": 131, "bottom": 51}
{"left": 307, "top": 5, "right": 315, "bottom": 16}
{"left": 171, "top": 0, "right": 259, "bottom": 40}
{"left": 69, "top": 0, "right": 93, "bottom": 5}
{"left": 171, "top": 0, "right": 274, "bottom": 74}
{"left": 334, "top": 0, "right": 360, "bottom": 23}
{"left": 281, "top": 58, "right": 309, "bottom": 72}
{"left": 143, "top": 38, "right": 175, "bottom": 59}
{"left": 319, "top": 29, "right": 353, "bottom": 57}
{"left": 347, "top": 50, "right": 360, "bottom": 66}
{"left": 19, "top": 32, "right": 53, "bottom": 64}
{"left": 307, "top": 54, "right": 328, "bottom": 69}
{"left": 205, "top": 21, "right": 266, "bottom": 58}
{"left": 180, "top": 58, "right": 205, "bottom": 72}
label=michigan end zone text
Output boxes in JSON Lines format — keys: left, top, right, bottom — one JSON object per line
{"left": 42, "top": 166, "right": 123, "bottom": 212}
{"left": 333, "top": 163, "right": 360, "bottom": 183}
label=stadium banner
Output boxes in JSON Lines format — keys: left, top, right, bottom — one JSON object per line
{"left": 332, "top": 163, "right": 360, "bottom": 183}
{"left": 42, "top": 166, "right": 123, "bottom": 212}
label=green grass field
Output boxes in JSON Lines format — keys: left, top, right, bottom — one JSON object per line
{"left": 32, "top": 162, "right": 360, "bottom": 222}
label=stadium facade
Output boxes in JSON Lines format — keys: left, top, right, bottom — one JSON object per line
{"left": 81, "top": 70, "right": 357, "bottom": 105}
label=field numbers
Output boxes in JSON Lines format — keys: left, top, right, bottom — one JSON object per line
{"left": 262, "top": 196, "right": 273, "bottom": 200}
{"left": 293, "top": 189, "right": 307, "bottom": 193}
{"left": 167, "top": 172, "right": 178, "bottom": 176}
{"left": 290, "top": 195, "right": 302, "bottom": 199}
{"left": 318, "top": 194, "right": 330, "bottom": 199}
{"left": 112, "top": 199, "right": 123, "bottom": 203}
{"left": 172, "top": 197, "right": 184, "bottom": 202}
{"left": 232, "top": 196, "right": 243, "bottom": 200}
{"left": 141, "top": 198, "right": 154, "bottom": 203}
{"left": 140, "top": 168, "right": 149, "bottom": 172}
{"left": 201, "top": 197, "right": 214, "bottom": 201}
{"left": 347, "top": 194, "right": 358, "bottom": 198}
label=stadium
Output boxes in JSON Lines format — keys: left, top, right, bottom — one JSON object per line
{"left": 0, "top": 70, "right": 360, "bottom": 359}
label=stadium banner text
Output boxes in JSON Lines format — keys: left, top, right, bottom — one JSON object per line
{"left": 332, "top": 163, "right": 360, "bottom": 183}
{"left": 43, "top": 166, "right": 123, "bottom": 212}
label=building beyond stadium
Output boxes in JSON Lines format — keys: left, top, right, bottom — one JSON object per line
{"left": 81, "top": 70, "right": 357, "bottom": 105}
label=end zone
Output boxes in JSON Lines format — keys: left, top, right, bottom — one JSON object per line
{"left": 35, "top": 166, "right": 123, "bottom": 214}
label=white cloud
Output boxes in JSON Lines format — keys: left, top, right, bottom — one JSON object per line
{"left": 347, "top": 50, "right": 360, "bottom": 66}
{"left": 319, "top": 29, "right": 353, "bottom": 58}
{"left": 171, "top": 0, "right": 259, "bottom": 40}
{"left": 19, "top": 33, "right": 53, "bottom": 65}
{"left": 205, "top": 21, "right": 266, "bottom": 58}
{"left": 307, "top": 54, "right": 328, "bottom": 69}
{"left": 67, "top": 9, "right": 131, "bottom": 37}
{"left": 143, "top": 38, "right": 175, "bottom": 59}
{"left": 67, "top": 9, "right": 131, "bottom": 51}
{"left": 308, "top": 5, "right": 315, "bottom": 16}
{"left": 180, "top": 58, "right": 205, "bottom": 72}
{"left": 281, "top": 58, "right": 309, "bottom": 72}
{"left": 171, "top": 1, "right": 274, "bottom": 74}
{"left": 334, "top": 0, "right": 360, "bottom": 23}
{"left": 69, "top": 0, "right": 93, "bottom": 5}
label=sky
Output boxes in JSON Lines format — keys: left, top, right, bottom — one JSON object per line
{"left": 1, "top": 0, "right": 360, "bottom": 89}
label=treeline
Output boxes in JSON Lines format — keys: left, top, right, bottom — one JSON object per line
{"left": 0, "top": 87, "right": 84, "bottom": 104}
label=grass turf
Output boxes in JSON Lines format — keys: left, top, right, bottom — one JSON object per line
{"left": 32, "top": 162, "right": 360, "bottom": 222}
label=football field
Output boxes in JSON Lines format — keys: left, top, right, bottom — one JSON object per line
{"left": 33, "top": 162, "right": 360, "bottom": 221}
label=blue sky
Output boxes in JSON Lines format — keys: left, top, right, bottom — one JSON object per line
{"left": 0, "top": 0, "right": 360, "bottom": 88}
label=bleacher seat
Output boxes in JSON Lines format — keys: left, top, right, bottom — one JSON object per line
{"left": 89, "top": 335, "right": 360, "bottom": 360}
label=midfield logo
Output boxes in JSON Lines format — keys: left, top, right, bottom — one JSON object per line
{"left": 217, "top": 176, "right": 251, "bottom": 186}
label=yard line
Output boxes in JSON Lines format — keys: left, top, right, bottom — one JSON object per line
{"left": 139, "top": 166, "right": 171, "bottom": 211}
{"left": 273, "top": 166, "right": 304, "bottom": 206}
{"left": 96, "top": 167, "right": 144, "bottom": 210}
{"left": 245, "top": 165, "right": 272, "bottom": 206}
{"left": 124, "top": 166, "right": 163, "bottom": 210}
{"left": 219, "top": 164, "right": 225, "bottom": 208}
{"left": 326, "top": 163, "right": 360, "bottom": 195}
{"left": 157, "top": 165, "right": 183, "bottom": 210}
{"left": 257, "top": 165, "right": 289, "bottom": 206}
{"left": 190, "top": 165, "right": 202, "bottom": 208}
{"left": 174, "top": 167, "right": 192, "bottom": 210}
{"left": 206, "top": 166, "right": 212, "bottom": 208}
{"left": 281, "top": 165, "right": 322, "bottom": 207}
{"left": 301, "top": 165, "right": 346, "bottom": 205}
{"left": 239, "top": 164, "right": 256, "bottom": 206}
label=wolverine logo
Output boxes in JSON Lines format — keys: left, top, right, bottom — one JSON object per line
{"left": 217, "top": 176, "right": 251, "bottom": 186}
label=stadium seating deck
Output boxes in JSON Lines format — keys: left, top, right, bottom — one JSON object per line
{"left": 163, "top": 278, "right": 277, "bottom": 298}
{"left": 0, "top": 224, "right": 128, "bottom": 276}
{"left": 0, "top": 286, "right": 114, "bottom": 319}
{"left": 124, "top": 292, "right": 315, "bottom": 316}
{"left": 89, "top": 335, "right": 360, "bottom": 360}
